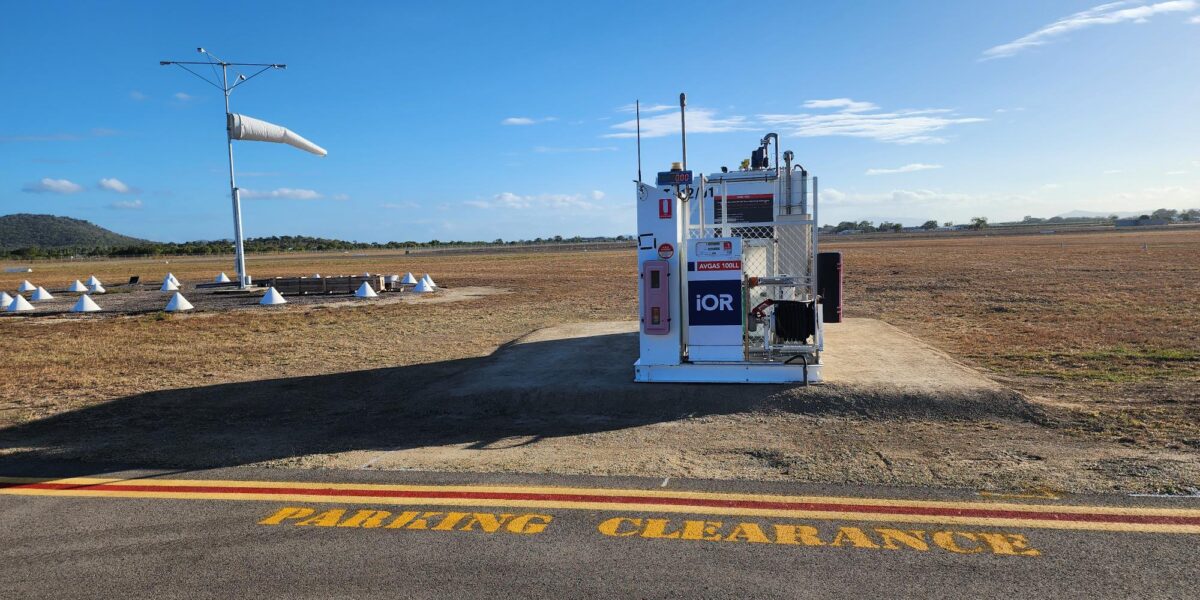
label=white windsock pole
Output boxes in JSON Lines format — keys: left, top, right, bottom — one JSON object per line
{"left": 162, "top": 49, "right": 325, "bottom": 291}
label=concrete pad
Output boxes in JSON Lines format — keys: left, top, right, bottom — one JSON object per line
{"left": 821, "top": 319, "right": 1003, "bottom": 392}
{"left": 454, "top": 318, "right": 1000, "bottom": 396}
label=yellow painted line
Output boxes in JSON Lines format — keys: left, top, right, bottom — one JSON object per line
{"left": 2, "top": 475, "right": 1197, "bottom": 534}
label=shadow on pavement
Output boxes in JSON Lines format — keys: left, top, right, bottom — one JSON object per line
{"left": 0, "top": 331, "right": 1034, "bottom": 477}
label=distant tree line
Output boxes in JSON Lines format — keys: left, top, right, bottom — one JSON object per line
{"left": 820, "top": 208, "right": 1198, "bottom": 235}
{"left": 0, "top": 234, "right": 633, "bottom": 260}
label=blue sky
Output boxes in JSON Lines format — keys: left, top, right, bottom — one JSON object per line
{"left": 1, "top": 1, "right": 1198, "bottom": 242}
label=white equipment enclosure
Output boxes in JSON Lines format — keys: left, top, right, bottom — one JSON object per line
{"left": 635, "top": 96, "right": 835, "bottom": 384}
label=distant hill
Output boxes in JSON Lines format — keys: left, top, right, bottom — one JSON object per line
{"left": 0, "top": 214, "right": 151, "bottom": 251}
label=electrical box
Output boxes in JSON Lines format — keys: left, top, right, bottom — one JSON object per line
{"left": 641, "top": 260, "right": 670, "bottom": 335}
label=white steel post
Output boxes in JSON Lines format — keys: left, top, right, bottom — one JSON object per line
{"left": 222, "top": 64, "right": 248, "bottom": 289}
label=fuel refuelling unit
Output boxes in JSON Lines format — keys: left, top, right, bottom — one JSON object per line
{"left": 634, "top": 94, "right": 842, "bottom": 384}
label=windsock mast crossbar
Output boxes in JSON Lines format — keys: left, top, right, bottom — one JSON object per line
{"left": 160, "top": 48, "right": 322, "bottom": 289}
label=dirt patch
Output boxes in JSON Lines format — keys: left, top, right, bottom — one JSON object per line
{"left": 3, "top": 319, "right": 1195, "bottom": 494}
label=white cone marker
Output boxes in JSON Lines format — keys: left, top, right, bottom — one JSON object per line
{"left": 71, "top": 294, "right": 101, "bottom": 313}
{"left": 8, "top": 295, "right": 35, "bottom": 312}
{"left": 89, "top": 282, "right": 106, "bottom": 294}
{"left": 260, "top": 287, "right": 287, "bottom": 305}
{"left": 215, "top": 272, "right": 231, "bottom": 283}
{"left": 161, "top": 278, "right": 179, "bottom": 292}
{"left": 355, "top": 282, "right": 378, "bottom": 298}
{"left": 412, "top": 279, "right": 434, "bottom": 293}
{"left": 31, "top": 286, "right": 54, "bottom": 301}
{"left": 164, "top": 292, "right": 193, "bottom": 312}
{"left": 67, "top": 280, "right": 88, "bottom": 292}
{"left": 400, "top": 272, "right": 417, "bottom": 284}
{"left": 86, "top": 275, "right": 102, "bottom": 287}
{"left": 17, "top": 280, "right": 35, "bottom": 292}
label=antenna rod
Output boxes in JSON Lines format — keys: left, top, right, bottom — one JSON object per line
{"left": 679, "top": 92, "right": 687, "bottom": 171}
{"left": 635, "top": 100, "right": 642, "bottom": 184}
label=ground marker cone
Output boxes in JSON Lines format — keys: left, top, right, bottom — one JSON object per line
{"left": 260, "top": 287, "right": 287, "bottom": 305}
{"left": 161, "top": 278, "right": 179, "bottom": 292}
{"left": 215, "top": 272, "right": 231, "bottom": 283}
{"left": 89, "top": 282, "right": 106, "bottom": 294}
{"left": 71, "top": 294, "right": 101, "bottom": 313}
{"left": 421, "top": 274, "right": 437, "bottom": 288}
{"left": 31, "top": 286, "right": 54, "bottom": 301}
{"left": 67, "top": 280, "right": 88, "bottom": 292}
{"left": 17, "top": 280, "right": 35, "bottom": 292}
{"left": 355, "top": 282, "right": 378, "bottom": 298}
{"left": 400, "top": 272, "right": 417, "bottom": 284}
{"left": 0, "top": 292, "right": 11, "bottom": 306}
{"left": 164, "top": 292, "right": 193, "bottom": 312}
{"left": 412, "top": 279, "right": 434, "bottom": 293}
{"left": 86, "top": 275, "right": 101, "bottom": 287}
{"left": 7, "top": 295, "right": 34, "bottom": 312}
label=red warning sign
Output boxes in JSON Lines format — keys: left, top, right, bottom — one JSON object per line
{"left": 657, "top": 243, "right": 674, "bottom": 259}
{"left": 659, "top": 198, "right": 673, "bottom": 219}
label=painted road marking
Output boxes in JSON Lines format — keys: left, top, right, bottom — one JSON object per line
{"left": 2, "top": 476, "right": 1199, "bottom": 534}
{"left": 255, "top": 505, "right": 1042, "bottom": 557}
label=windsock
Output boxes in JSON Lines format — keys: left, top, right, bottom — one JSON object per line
{"left": 228, "top": 113, "right": 327, "bottom": 156}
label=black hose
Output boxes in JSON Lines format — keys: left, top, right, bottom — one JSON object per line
{"left": 785, "top": 353, "right": 809, "bottom": 386}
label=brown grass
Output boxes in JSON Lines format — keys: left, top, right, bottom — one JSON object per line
{"left": 2, "top": 229, "right": 1198, "bottom": 450}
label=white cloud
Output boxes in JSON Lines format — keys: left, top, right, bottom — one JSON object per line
{"left": 1104, "top": 169, "right": 1124, "bottom": 174}
{"left": 605, "top": 108, "right": 752, "bottom": 138}
{"left": 1165, "top": 170, "right": 1188, "bottom": 175}
{"left": 129, "top": 90, "right": 148, "bottom": 101}
{"left": 241, "top": 188, "right": 323, "bottom": 200}
{"left": 501, "top": 116, "right": 557, "bottom": 126}
{"left": 110, "top": 199, "right": 143, "bottom": 210}
{"left": 331, "top": 193, "right": 350, "bottom": 201}
{"left": 803, "top": 98, "right": 878, "bottom": 113}
{"left": 466, "top": 191, "right": 607, "bottom": 211}
{"left": 760, "top": 100, "right": 984, "bottom": 144}
{"left": 380, "top": 201, "right": 419, "bottom": 210}
{"left": 98, "top": 177, "right": 133, "bottom": 193}
{"left": 865, "top": 163, "right": 943, "bottom": 176}
{"left": 533, "top": 145, "right": 618, "bottom": 153}
{"left": 22, "top": 178, "right": 83, "bottom": 194}
{"left": 173, "top": 92, "right": 193, "bottom": 101}
{"left": 617, "top": 103, "right": 675, "bottom": 114}
{"left": 1191, "top": 14, "right": 1200, "bottom": 21}
{"left": 982, "top": 1, "right": 1198, "bottom": 59}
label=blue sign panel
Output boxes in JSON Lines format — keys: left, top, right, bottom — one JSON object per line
{"left": 688, "top": 279, "right": 742, "bottom": 327}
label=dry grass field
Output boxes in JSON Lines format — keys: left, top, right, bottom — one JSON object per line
{"left": 1, "top": 228, "right": 1196, "bottom": 490}
{"left": 828, "top": 228, "right": 1200, "bottom": 450}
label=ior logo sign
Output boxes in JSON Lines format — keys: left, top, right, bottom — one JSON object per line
{"left": 688, "top": 279, "right": 742, "bottom": 326}
{"left": 658, "top": 243, "right": 674, "bottom": 259}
